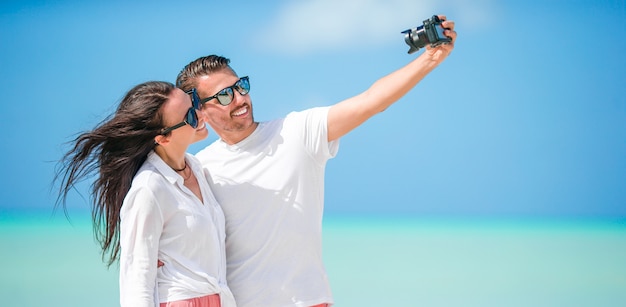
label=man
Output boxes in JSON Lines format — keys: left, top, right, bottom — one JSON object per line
{"left": 176, "top": 16, "right": 456, "bottom": 307}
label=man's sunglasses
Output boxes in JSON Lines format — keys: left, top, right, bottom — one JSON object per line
{"left": 200, "top": 76, "right": 250, "bottom": 106}
{"left": 160, "top": 88, "right": 202, "bottom": 135}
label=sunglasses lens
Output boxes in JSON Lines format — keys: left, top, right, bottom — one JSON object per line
{"left": 237, "top": 77, "right": 250, "bottom": 95}
{"left": 191, "top": 90, "right": 200, "bottom": 110}
{"left": 186, "top": 109, "right": 198, "bottom": 128}
{"left": 216, "top": 87, "right": 234, "bottom": 106}
{"left": 186, "top": 88, "right": 202, "bottom": 110}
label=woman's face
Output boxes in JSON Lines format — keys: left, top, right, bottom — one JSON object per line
{"left": 160, "top": 88, "right": 209, "bottom": 148}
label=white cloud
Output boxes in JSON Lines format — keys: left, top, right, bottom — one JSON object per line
{"left": 253, "top": 0, "right": 496, "bottom": 55}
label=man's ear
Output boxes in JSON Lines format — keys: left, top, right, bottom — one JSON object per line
{"left": 154, "top": 134, "right": 170, "bottom": 146}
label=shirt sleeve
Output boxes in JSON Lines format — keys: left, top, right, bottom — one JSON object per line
{"left": 299, "top": 106, "right": 340, "bottom": 163}
{"left": 119, "top": 186, "right": 163, "bottom": 307}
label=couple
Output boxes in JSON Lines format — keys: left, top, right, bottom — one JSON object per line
{"left": 55, "top": 16, "right": 456, "bottom": 307}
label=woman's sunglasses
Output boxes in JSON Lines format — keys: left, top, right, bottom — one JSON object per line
{"left": 200, "top": 76, "right": 250, "bottom": 106}
{"left": 160, "top": 88, "right": 202, "bottom": 135}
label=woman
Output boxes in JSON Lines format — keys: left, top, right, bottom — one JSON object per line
{"left": 55, "top": 81, "right": 236, "bottom": 307}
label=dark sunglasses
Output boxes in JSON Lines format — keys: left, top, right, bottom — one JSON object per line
{"left": 200, "top": 76, "right": 250, "bottom": 106}
{"left": 160, "top": 88, "right": 202, "bottom": 135}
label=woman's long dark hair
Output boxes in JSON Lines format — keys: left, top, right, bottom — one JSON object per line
{"left": 54, "top": 81, "right": 175, "bottom": 266}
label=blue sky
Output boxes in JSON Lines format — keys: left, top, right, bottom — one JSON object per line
{"left": 0, "top": 0, "right": 624, "bottom": 218}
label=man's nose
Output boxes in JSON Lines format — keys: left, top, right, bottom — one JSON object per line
{"left": 231, "top": 90, "right": 247, "bottom": 106}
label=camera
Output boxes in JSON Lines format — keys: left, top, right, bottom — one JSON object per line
{"left": 401, "top": 15, "right": 451, "bottom": 54}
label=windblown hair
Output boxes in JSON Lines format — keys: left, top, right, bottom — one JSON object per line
{"left": 54, "top": 81, "right": 175, "bottom": 266}
{"left": 176, "top": 55, "right": 234, "bottom": 92}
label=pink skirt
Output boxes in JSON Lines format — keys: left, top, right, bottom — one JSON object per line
{"left": 160, "top": 294, "right": 220, "bottom": 307}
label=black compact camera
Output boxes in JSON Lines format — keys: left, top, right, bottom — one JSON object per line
{"left": 401, "top": 15, "right": 451, "bottom": 54}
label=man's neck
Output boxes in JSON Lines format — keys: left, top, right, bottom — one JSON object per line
{"left": 220, "top": 122, "right": 259, "bottom": 145}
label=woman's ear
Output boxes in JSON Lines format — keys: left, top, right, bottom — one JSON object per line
{"left": 154, "top": 134, "right": 170, "bottom": 146}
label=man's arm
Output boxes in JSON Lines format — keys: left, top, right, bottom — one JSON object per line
{"left": 327, "top": 16, "right": 456, "bottom": 142}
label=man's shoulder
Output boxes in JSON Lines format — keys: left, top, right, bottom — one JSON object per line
{"left": 284, "top": 106, "right": 330, "bottom": 122}
{"left": 194, "top": 141, "right": 221, "bottom": 163}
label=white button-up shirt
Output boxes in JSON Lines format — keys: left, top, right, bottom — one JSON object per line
{"left": 119, "top": 151, "right": 235, "bottom": 307}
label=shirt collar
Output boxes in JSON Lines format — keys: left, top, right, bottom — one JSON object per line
{"left": 146, "top": 150, "right": 183, "bottom": 184}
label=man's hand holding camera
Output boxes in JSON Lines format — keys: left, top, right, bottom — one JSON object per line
{"left": 403, "top": 15, "right": 457, "bottom": 63}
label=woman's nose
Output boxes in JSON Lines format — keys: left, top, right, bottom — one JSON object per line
{"left": 196, "top": 108, "right": 208, "bottom": 123}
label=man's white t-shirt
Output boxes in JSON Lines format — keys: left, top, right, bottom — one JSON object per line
{"left": 196, "top": 107, "right": 339, "bottom": 307}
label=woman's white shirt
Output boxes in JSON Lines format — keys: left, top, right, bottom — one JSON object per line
{"left": 119, "top": 151, "right": 235, "bottom": 307}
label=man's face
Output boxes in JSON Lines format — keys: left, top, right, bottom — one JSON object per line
{"left": 195, "top": 69, "right": 256, "bottom": 144}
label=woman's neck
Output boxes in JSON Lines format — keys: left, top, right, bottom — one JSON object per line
{"left": 154, "top": 145, "right": 187, "bottom": 170}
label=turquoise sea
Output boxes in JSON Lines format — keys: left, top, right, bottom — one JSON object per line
{"left": 1, "top": 211, "right": 625, "bottom": 307}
